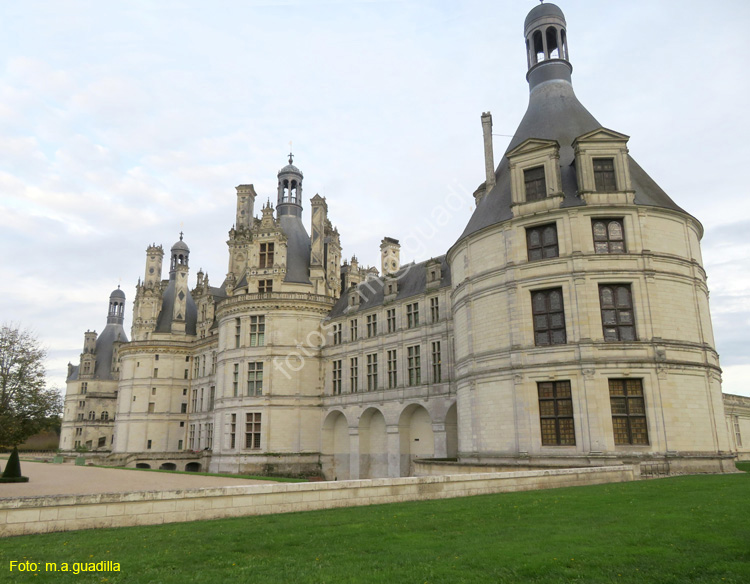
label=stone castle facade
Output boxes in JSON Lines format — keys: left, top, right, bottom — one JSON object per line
{"left": 60, "top": 3, "right": 738, "bottom": 477}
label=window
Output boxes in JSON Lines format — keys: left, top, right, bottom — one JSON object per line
{"left": 406, "top": 303, "right": 419, "bottom": 328}
{"left": 350, "top": 357, "right": 359, "bottom": 393}
{"left": 80, "top": 382, "right": 87, "bottom": 394}
{"left": 592, "top": 219, "right": 625, "bottom": 254}
{"left": 147, "top": 439, "right": 152, "bottom": 450}
{"left": 206, "top": 423, "right": 213, "bottom": 450}
{"left": 524, "top": 166, "right": 547, "bottom": 201}
{"left": 189, "top": 424, "right": 195, "bottom": 449}
{"left": 209, "top": 387, "right": 215, "bottom": 410}
{"left": 178, "top": 439, "right": 183, "bottom": 450}
{"left": 733, "top": 415, "right": 742, "bottom": 448}
{"left": 387, "top": 350, "right": 397, "bottom": 388}
{"left": 366, "top": 353, "right": 378, "bottom": 391}
{"left": 259, "top": 242, "right": 275, "bottom": 268}
{"left": 593, "top": 158, "right": 617, "bottom": 192}
{"left": 599, "top": 285, "right": 636, "bottom": 341}
{"left": 235, "top": 318, "right": 241, "bottom": 348}
{"left": 148, "top": 402, "right": 155, "bottom": 413}
{"left": 75, "top": 427, "right": 82, "bottom": 436}
{"left": 332, "top": 323, "right": 342, "bottom": 345}
{"left": 98, "top": 436, "right": 106, "bottom": 448}
{"left": 200, "top": 388, "right": 204, "bottom": 411}
{"left": 77, "top": 413, "right": 84, "bottom": 421}
{"left": 247, "top": 362, "right": 263, "bottom": 396}
{"left": 538, "top": 381, "right": 575, "bottom": 445}
{"left": 202, "top": 355, "right": 206, "bottom": 377}
{"left": 197, "top": 425, "right": 201, "bottom": 449}
{"left": 386, "top": 308, "right": 396, "bottom": 333}
{"left": 191, "top": 389, "right": 198, "bottom": 412}
{"left": 245, "top": 413, "right": 261, "bottom": 449}
{"left": 153, "top": 368, "right": 158, "bottom": 377}
{"left": 155, "top": 354, "right": 159, "bottom": 361}
{"left": 181, "top": 403, "right": 187, "bottom": 413}
{"left": 184, "top": 369, "right": 188, "bottom": 379}
{"left": 194, "top": 358, "right": 200, "bottom": 378}
{"left": 230, "top": 413, "right": 237, "bottom": 449}
{"left": 233, "top": 363, "right": 239, "bottom": 396}
{"left": 250, "top": 316, "right": 265, "bottom": 346}
{"left": 431, "top": 341, "right": 442, "bottom": 383}
{"left": 332, "top": 360, "right": 342, "bottom": 395}
{"left": 88, "top": 410, "right": 96, "bottom": 420}
{"left": 101, "top": 411, "right": 109, "bottom": 421}
{"left": 430, "top": 297, "right": 439, "bottom": 323}
{"left": 259, "top": 279, "right": 273, "bottom": 293}
{"left": 350, "top": 319, "right": 358, "bottom": 341}
{"left": 366, "top": 314, "right": 378, "bottom": 337}
{"left": 180, "top": 421, "right": 185, "bottom": 427}
{"left": 407, "top": 345, "right": 421, "bottom": 386}
{"left": 152, "top": 387, "right": 156, "bottom": 395}
{"left": 212, "top": 352, "right": 217, "bottom": 374}
{"left": 531, "top": 288, "right": 566, "bottom": 346}
{"left": 526, "top": 223, "right": 559, "bottom": 261}
{"left": 609, "top": 379, "right": 649, "bottom": 445}
{"left": 78, "top": 400, "right": 85, "bottom": 408}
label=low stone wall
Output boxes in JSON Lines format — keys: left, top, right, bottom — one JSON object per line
{"left": 0, "top": 465, "right": 636, "bottom": 537}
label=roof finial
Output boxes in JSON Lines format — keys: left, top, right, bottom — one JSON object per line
{"left": 179, "top": 231, "right": 184, "bottom": 241}
{"left": 288, "top": 151, "right": 294, "bottom": 165}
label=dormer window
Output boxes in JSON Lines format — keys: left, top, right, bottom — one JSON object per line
{"left": 259, "top": 243, "right": 274, "bottom": 268}
{"left": 593, "top": 158, "right": 616, "bottom": 192}
{"left": 524, "top": 166, "right": 547, "bottom": 201}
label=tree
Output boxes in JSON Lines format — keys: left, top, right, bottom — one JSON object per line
{"left": 0, "top": 324, "right": 63, "bottom": 447}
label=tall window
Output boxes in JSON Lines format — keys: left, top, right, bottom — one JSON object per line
{"left": 366, "top": 314, "right": 378, "bottom": 337}
{"left": 212, "top": 352, "right": 217, "bottom": 374}
{"left": 250, "top": 315, "right": 265, "bottom": 346}
{"left": 430, "top": 297, "right": 440, "bottom": 323}
{"left": 259, "top": 242, "right": 275, "bottom": 268}
{"left": 191, "top": 389, "right": 198, "bottom": 412}
{"left": 387, "top": 350, "right": 397, "bottom": 388}
{"left": 350, "top": 357, "right": 359, "bottom": 393}
{"left": 201, "top": 355, "right": 206, "bottom": 377}
{"left": 366, "top": 353, "right": 378, "bottom": 391}
{"left": 407, "top": 345, "right": 421, "bottom": 386}
{"left": 233, "top": 363, "right": 239, "bottom": 397}
{"left": 235, "top": 318, "right": 241, "bottom": 348}
{"left": 80, "top": 382, "right": 87, "bottom": 394}
{"left": 247, "top": 362, "right": 263, "bottom": 396}
{"left": 200, "top": 388, "right": 204, "bottom": 411}
{"left": 526, "top": 223, "right": 559, "bottom": 261}
{"left": 230, "top": 413, "right": 236, "bottom": 449}
{"left": 206, "top": 423, "right": 213, "bottom": 450}
{"left": 332, "top": 323, "right": 342, "bottom": 345}
{"left": 593, "top": 158, "right": 617, "bottom": 192}
{"left": 537, "top": 381, "right": 575, "bottom": 445}
{"left": 609, "top": 379, "right": 648, "bottom": 445}
{"left": 733, "top": 415, "right": 743, "bottom": 448}
{"left": 194, "top": 357, "right": 200, "bottom": 379}
{"left": 332, "top": 360, "right": 342, "bottom": 395}
{"left": 245, "top": 413, "right": 261, "bottom": 449}
{"left": 189, "top": 424, "right": 195, "bottom": 450}
{"left": 350, "top": 319, "right": 358, "bottom": 341}
{"left": 599, "top": 285, "right": 636, "bottom": 341}
{"left": 386, "top": 309, "right": 396, "bottom": 333}
{"left": 406, "top": 303, "right": 419, "bottom": 328}
{"left": 592, "top": 219, "right": 625, "bottom": 254}
{"left": 531, "top": 288, "right": 566, "bottom": 346}
{"left": 431, "top": 341, "right": 442, "bottom": 383}
{"left": 101, "top": 411, "right": 109, "bottom": 421}
{"left": 258, "top": 279, "right": 273, "bottom": 293}
{"left": 524, "top": 166, "right": 547, "bottom": 201}
{"left": 209, "top": 386, "right": 215, "bottom": 410}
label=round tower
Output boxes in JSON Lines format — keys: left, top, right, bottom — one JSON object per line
{"left": 107, "top": 286, "right": 126, "bottom": 325}
{"left": 524, "top": 2, "right": 571, "bottom": 89}
{"left": 276, "top": 153, "right": 304, "bottom": 218}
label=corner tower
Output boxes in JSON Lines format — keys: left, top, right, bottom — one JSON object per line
{"left": 447, "top": 2, "right": 731, "bottom": 474}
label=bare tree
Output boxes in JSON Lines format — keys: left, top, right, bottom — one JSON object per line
{"left": 0, "top": 323, "right": 63, "bottom": 447}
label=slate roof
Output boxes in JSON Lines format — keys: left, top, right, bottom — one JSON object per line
{"left": 328, "top": 256, "right": 450, "bottom": 319}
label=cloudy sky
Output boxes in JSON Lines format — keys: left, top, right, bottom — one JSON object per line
{"left": 1, "top": 0, "right": 748, "bottom": 397}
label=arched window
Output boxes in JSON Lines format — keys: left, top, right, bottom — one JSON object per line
{"left": 560, "top": 29, "right": 568, "bottom": 60}
{"left": 101, "top": 411, "right": 109, "bottom": 421}
{"left": 533, "top": 30, "right": 544, "bottom": 64}
{"left": 88, "top": 411, "right": 95, "bottom": 420}
{"left": 546, "top": 26, "right": 559, "bottom": 59}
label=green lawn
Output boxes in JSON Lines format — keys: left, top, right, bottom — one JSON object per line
{"left": 2, "top": 467, "right": 749, "bottom": 584}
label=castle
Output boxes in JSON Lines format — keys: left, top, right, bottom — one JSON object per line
{"left": 60, "top": 3, "right": 737, "bottom": 477}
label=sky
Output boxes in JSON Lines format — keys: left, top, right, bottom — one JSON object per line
{"left": 1, "top": 0, "right": 748, "bottom": 397}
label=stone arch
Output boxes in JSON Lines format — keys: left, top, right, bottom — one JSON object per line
{"left": 398, "top": 404, "right": 435, "bottom": 476}
{"left": 445, "top": 402, "right": 458, "bottom": 459}
{"left": 322, "top": 410, "right": 351, "bottom": 481}
{"left": 185, "top": 462, "right": 201, "bottom": 472}
{"left": 159, "top": 462, "right": 177, "bottom": 471}
{"left": 359, "top": 407, "right": 387, "bottom": 479}
{"left": 135, "top": 463, "right": 151, "bottom": 469}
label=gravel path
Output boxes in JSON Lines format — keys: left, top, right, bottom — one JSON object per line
{"left": 0, "top": 459, "right": 273, "bottom": 499}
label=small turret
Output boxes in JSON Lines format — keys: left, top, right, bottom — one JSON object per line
{"left": 107, "top": 286, "right": 126, "bottom": 325}
{"left": 380, "top": 237, "right": 401, "bottom": 275}
{"left": 277, "top": 152, "right": 304, "bottom": 218}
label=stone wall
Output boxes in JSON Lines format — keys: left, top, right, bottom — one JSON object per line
{"left": 0, "top": 465, "right": 636, "bottom": 537}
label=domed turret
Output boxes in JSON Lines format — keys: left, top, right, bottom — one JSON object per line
{"left": 107, "top": 286, "right": 126, "bottom": 325}
{"left": 277, "top": 152, "right": 304, "bottom": 217}
{"left": 524, "top": 2, "right": 571, "bottom": 90}
{"left": 170, "top": 232, "right": 190, "bottom": 272}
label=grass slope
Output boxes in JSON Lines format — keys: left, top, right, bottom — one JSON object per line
{"left": 2, "top": 468, "right": 749, "bottom": 583}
